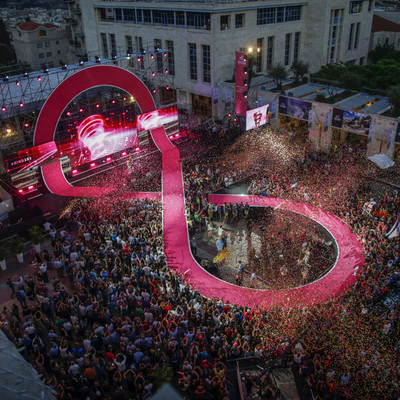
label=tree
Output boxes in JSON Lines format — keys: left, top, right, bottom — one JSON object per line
{"left": 270, "top": 64, "right": 288, "bottom": 91}
{"left": 387, "top": 84, "right": 400, "bottom": 116}
{"left": 290, "top": 60, "right": 309, "bottom": 83}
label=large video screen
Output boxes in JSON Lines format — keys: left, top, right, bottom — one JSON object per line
{"left": 6, "top": 105, "right": 178, "bottom": 174}
{"left": 245, "top": 104, "right": 269, "bottom": 131}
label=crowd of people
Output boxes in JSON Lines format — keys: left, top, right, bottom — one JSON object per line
{"left": 0, "top": 125, "right": 399, "bottom": 400}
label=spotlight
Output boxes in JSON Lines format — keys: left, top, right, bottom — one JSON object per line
{"left": 60, "top": 61, "right": 67, "bottom": 70}
{"left": 37, "top": 76, "right": 42, "bottom": 82}
{"left": 137, "top": 57, "right": 141, "bottom": 62}
{"left": 126, "top": 53, "right": 131, "bottom": 59}
{"left": 152, "top": 72, "right": 156, "bottom": 77}
{"left": 1, "top": 106, "right": 6, "bottom": 112}
{"left": 95, "top": 56, "right": 101, "bottom": 63}
{"left": 166, "top": 86, "right": 170, "bottom": 91}
{"left": 140, "top": 47, "right": 145, "bottom": 55}
{"left": 163, "top": 52, "right": 168, "bottom": 57}
{"left": 79, "top": 59, "right": 84, "bottom": 66}
{"left": 152, "top": 89, "right": 157, "bottom": 93}
{"left": 23, "top": 72, "right": 28, "bottom": 77}
{"left": 16, "top": 81, "right": 20, "bottom": 86}
{"left": 154, "top": 46, "right": 159, "bottom": 52}
{"left": 42, "top": 65, "right": 49, "bottom": 73}
{"left": 3, "top": 75, "right": 9, "bottom": 81}
{"left": 90, "top": 162, "right": 96, "bottom": 167}
{"left": 112, "top": 54, "right": 117, "bottom": 61}
{"left": 19, "top": 102, "right": 24, "bottom": 107}
{"left": 165, "top": 69, "right": 169, "bottom": 74}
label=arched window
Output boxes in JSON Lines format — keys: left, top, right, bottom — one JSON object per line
{"left": 38, "top": 30, "right": 47, "bottom": 37}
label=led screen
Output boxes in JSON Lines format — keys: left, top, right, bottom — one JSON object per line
{"left": 6, "top": 105, "right": 178, "bottom": 174}
{"left": 245, "top": 104, "right": 269, "bottom": 131}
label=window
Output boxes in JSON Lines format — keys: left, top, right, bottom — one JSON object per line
{"left": 368, "top": 0, "right": 373, "bottom": 12}
{"left": 135, "top": 36, "right": 142, "bottom": 53}
{"left": 286, "top": 5, "right": 302, "bottom": 21}
{"left": 267, "top": 36, "right": 274, "bottom": 69}
{"left": 176, "top": 11, "right": 185, "bottom": 25}
{"left": 56, "top": 40, "right": 59, "bottom": 45}
{"left": 189, "top": 43, "right": 197, "bottom": 80}
{"left": 330, "top": 46, "right": 335, "bottom": 60}
{"left": 46, "top": 52, "right": 52, "bottom": 57}
{"left": 348, "top": 23, "right": 354, "bottom": 50}
{"left": 136, "top": 9, "right": 143, "bottom": 23}
{"left": 143, "top": 10, "right": 152, "bottom": 23}
{"left": 45, "top": 41, "right": 50, "bottom": 47}
{"left": 123, "top": 9, "right": 135, "bottom": 22}
{"left": 101, "top": 33, "right": 108, "bottom": 58}
{"left": 39, "top": 53, "right": 45, "bottom": 59}
{"left": 109, "top": 33, "right": 116, "bottom": 56}
{"left": 350, "top": 1, "right": 362, "bottom": 13}
{"left": 115, "top": 8, "right": 122, "bottom": 21}
{"left": 360, "top": 56, "right": 365, "bottom": 65}
{"left": 154, "top": 38, "right": 163, "bottom": 73}
{"left": 284, "top": 33, "right": 291, "bottom": 66}
{"left": 202, "top": 44, "right": 211, "bottom": 83}
{"left": 38, "top": 30, "right": 46, "bottom": 37}
{"left": 258, "top": 6, "right": 301, "bottom": 25}
{"left": 277, "top": 7, "right": 285, "bottom": 23}
{"left": 126, "top": 35, "right": 133, "bottom": 54}
{"left": 153, "top": 10, "right": 174, "bottom": 25}
{"left": 37, "top": 43, "right": 43, "bottom": 48}
{"left": 294, "top": 32, "right": 300, "bottom": 62}
{"left": 166, "top": 40, "right": 175, "bottom": 76}
{"left": 57, "top": 50, "right": 61, "bottom": 55}
{"left": 187, "top": 12, "right": 209, "bottom": 29}
{"left": 235, "top": 14, "right": 244, "bottom": 28}
{"left": 256, "top": 38, "right": 263, "bottom": 73}
{"left": 354, "top": 22, "right": 360, "bottom": 49}
{"left": 220, "top": 15, "right": 229, "bottom": 30}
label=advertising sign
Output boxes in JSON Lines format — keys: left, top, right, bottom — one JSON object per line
{"left": 245, "top": 104, "right": 269, "bottom": 131}
{"left": 235, "top": 51, "right": 248, "bottom": 117}
{"left": 332, "top": 108, "right": 372, "bottom": 135}
{"left": 278, "top": 96, "right": 312, "bottom": 120}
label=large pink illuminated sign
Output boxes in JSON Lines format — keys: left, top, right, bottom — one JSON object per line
{"left": 30, "top": 65, "right": 363, "bottom": 310}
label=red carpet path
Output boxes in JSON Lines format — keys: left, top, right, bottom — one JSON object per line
{"left": 149, "top": 126, "right": 365, "bottom": 308}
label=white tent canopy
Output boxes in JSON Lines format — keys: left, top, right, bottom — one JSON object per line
{"left": 368, "top": 153, "right": 395, "bottom": 169}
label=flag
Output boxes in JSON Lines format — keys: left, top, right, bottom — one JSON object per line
{"left": 324, "top": 111, "right": 330, "bottom": 133}
{"left": 226, "top": 90, "right": 232, "bottom": 106}
{"left": 387, "top": 127, "right": 393, "bottom": 150}
{"left": 386, "top": 218, "right": 400, "bottom": 239}
{"left": 213, "top": 88, "right": 219, "bottom": 104}
{"left": 308, "top": 108, "right": 313, "bottom": 128}
{"left": 367, "top": 123, "right": 373, "bottom": 144}
{"left": 271, "top": 101, "right": 276, "bottom": 118}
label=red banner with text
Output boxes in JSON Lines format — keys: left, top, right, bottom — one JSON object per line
{"left": 235, "top": 51, "right": 248, "bottom": 117}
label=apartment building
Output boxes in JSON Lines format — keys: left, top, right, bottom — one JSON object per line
{"left": 10, "top": 22, "right": 71, "bottom": 71}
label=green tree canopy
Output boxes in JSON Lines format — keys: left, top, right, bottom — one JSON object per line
{"left": 387, "top": 84, "right": 400, "bottom": 116}
{"left": 290, "top": 60, "right": 309, "bottom": 83}
{"left": 270, "top": 64, "right": 288, "bottom": 90}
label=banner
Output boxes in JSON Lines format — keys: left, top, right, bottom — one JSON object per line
{"left": 226, "top": 90, "right": 232, "bottom": 107}
{"left": 308, "top": 107, "right": 313, "bottom": 128}
{"left": 271, "top": 100, "right": 276, "bottom": 115}
{"left": 324, "top": 111, "right": 330, "bottom": 133}
{"left": 235, "top": 51, "right": 248, "bottom": 117}
{"left": 213, "top": 88, "right": 219, "bottom": 105}
{"left": 386, "top": 218, "right": 400, "bottom": 239}
{"left": 245, "top": 104, "right": 269, "bottom": 131}
{"left": 387, "top": 127, "right": 393, "bottom": 150}
{"left": 367, "top": 123, "right": 373, "bottom": 144}
{"left": 332, "top": 108, "right": 372, "bottom": 135}
{"left": 278, "top": 96, "right": 312, "bottom": 120}
{"left": 395, "top": 122, "right": 400, "bottom": 143}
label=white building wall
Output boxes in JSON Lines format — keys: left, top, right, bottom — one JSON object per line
{"left": 77, "top": 0, "right": 373, "bottom": 113}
